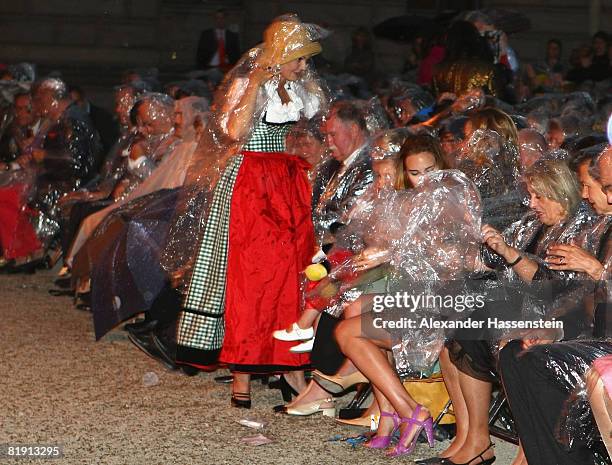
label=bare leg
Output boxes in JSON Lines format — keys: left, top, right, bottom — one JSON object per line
{"left": 296, "top": 307, "right": 320, "bottom": 330}
{"left": 232, "top": 372, "right": 251, "bottom": 397}
{"left": 284, "top": 379, "right": 334, "bottom": 409}
{"left": 510, "top": 443, "right": 527, "bottom": 465}
{"left": 587, "top": 369, "right": 612, "bottom": 458}
{"left": 335, "top": 314, "right": 430, "bottom": 448}
{"left": 364, "top": 386, "right": 397, "bottom": 446}
{"left": 438, "top": 347, "right": 469, "bottom": 458}
{"left": 284, "top": 370, "right": 307, "bottom": 393}
{"left": 447, "top": 371, "right": 494, "bottom": 463}
{"left": 287, "top": 296, "right": 374, "bottom": 407}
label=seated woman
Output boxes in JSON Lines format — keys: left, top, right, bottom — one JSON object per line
{"left": 423, "top": 158, "right": 599, "bottom": 465}
{"left": 497, "top": 147, "right": 612, "bottom": 465}
{"left": 459, "top": 107, "right": 526, "bottom": 231}
{"left": 335, "top": 169, "right": 483, "bottom": 458}
{"left": 432, "top": 21, "right": 501, "bottom": 99}
{"left": 275, "top": 133, "right": 448, "bottom": 416}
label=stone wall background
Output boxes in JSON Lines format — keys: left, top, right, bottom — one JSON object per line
{"left": 1, "top": 0, "right": 609, "bottom": 105}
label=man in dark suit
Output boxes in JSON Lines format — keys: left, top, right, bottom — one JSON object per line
{"left": 68, "top": 85, "right": 119, "bottom": 169}
{"left": 196, "top": 9, "right": 240, "bottom": 71}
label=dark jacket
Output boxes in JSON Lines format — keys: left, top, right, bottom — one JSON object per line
{"left": 196, "top": 28, "right": 240, "bottom": 68}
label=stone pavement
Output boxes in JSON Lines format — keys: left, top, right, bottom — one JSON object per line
{"left": 1, "top": 269, "right": 518, "bottom": 464}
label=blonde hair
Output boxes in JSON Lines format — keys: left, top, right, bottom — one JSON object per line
{"left": 395, "top": 134, "right": 448, "bottom": 189}
{"left": 470, "top": 107, "right": 518, "bottom": 146}
{"left": 524, "top": 159, "right": 581, "bottom": 216}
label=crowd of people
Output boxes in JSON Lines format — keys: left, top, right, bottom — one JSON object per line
{"left": 1, "top": 10, "right": 611, "bottom": 465}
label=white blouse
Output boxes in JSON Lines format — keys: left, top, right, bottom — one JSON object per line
{"left": 263, "top": 80, "right": 320, "bottom": 123}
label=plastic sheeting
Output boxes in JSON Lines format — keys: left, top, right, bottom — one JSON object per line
{"left": 387, "top": 170, "right": 483, "bottom": 373}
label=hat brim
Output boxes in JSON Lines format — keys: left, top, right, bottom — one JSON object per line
{"left": 280, "top": 42, "right": 322, "bottom": 65}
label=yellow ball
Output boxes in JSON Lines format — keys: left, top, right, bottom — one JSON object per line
{"left": 305, "top": 263, "right": 328, "bottom": 281}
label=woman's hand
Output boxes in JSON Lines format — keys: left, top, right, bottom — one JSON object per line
{"left": 521, "top": 328, "right": 562, "bottom": 349}
{"left": 111, "top": 180, "right": 129, "bottom": 200}
{"left": 482, "top": 224, "right": 518, "bottom": 263}
{"left": 352, "top": 247, "right": 388, "bottom": 272}
{"left": 251, "top": 56, "right": 275, "bottom": 83}
{"left": 546, "top": 243, "right": 604, "bottom": 279}
{"left": 129, "top": 141, "right": 146, "bottom": 160}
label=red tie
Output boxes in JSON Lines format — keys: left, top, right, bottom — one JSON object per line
{"left": 218, "top": 33, "right": 227, "bottom": 69}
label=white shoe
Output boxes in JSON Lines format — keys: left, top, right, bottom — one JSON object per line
{"left": 273, "top": 322, "right": 314, "bottom": 342}
{"left": 289, "top": 338, "right": 314, "bottom": 353}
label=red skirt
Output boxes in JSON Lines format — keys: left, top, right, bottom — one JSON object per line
{"left": 0, "top": 184, "right": 41, "bottom": 260}
{"left": 219, "top": 151, "right": 314, "bottom": 371}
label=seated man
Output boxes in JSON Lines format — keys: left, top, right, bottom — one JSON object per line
{"left": 275, "top": 100, "right": 377, "bottom": 414}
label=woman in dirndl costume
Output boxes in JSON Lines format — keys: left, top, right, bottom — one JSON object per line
{"left": 174, "top": 15, "right": 327, "bottom": 408}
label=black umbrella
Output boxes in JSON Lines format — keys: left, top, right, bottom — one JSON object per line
{"left": 373, "top": 15, "right": 440, "bottom": 43}
{"left": 89, "top": 189, "right": 179, "bottom": 340}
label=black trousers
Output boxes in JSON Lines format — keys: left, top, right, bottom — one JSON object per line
{"left": 499, "top": 341, "right": 597, "bottom": 465}
{"left": 311, "top": 312, "right": 345, "bottom": 375}
{"left": 61, "top": 199, "right": 112, "bottom": 254}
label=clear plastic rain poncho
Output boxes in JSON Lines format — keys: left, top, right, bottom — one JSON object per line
{"left": 385, "top": 170, "right": 483, "bottom": 373}
{"left": 160, "top": 14, "right": 330, "bottom": 286}
{"left": 75, "top": 98, "right": 209, "bottom": 338}
{"left": 119, "top": 96, "right": 208, "bottom": 201}
{"left": 479, "top": 160, "right": 601, "bottom": 343}
{"left": 558, "top": 250, "right": 612, "bottom": 454}
{"left": 555, "top": 340, "right": 612, "bottom": 457}
{"left": 457, "top": 129, "right": 526, "bottom": 230}
{"left": 119, "top": 92, "right": 178, "bottom": 189}
{"left": 310, "top": 99, "right": 389, "bottom": 244}
{"left": 284, "top": 115, "right": 326, "bottom": 178}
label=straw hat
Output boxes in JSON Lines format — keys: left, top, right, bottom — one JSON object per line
{"left": 261, "top": 19, "right": 322, "bottom": 66}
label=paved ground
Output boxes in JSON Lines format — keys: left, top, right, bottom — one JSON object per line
{"left": 1, "top": 268, "right": 518, "bottom": 465}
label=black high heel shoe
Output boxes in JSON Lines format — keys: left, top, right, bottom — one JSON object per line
{"left": 426, "top": 443, "right": 495, "bottom": 465}
{"left": 231, "top": 392, "right": 252, "bottom": 409}
{"left": 268, "top": 376, "right": 298, "bottom": 402}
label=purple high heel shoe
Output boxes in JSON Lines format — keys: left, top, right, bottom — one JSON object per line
{"left": 386, "top": 405, "right": 434, "bottom": 458}
{"left": 363, "top": 411, "right": 400, "bottom": 449}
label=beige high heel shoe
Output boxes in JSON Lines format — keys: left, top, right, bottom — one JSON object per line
{"left": 284, "top": 397, "right": 335, "bottom": 417}
{"left": 313, "top": 369, "right": 369, "bottom": 394}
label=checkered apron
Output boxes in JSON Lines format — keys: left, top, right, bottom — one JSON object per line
{"left": 176, "top": 120, "right": 292, "bottom": 358}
